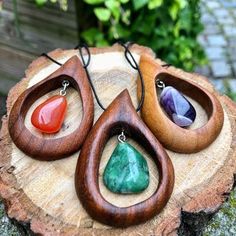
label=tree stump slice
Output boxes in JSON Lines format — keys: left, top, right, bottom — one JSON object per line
{"left": 0, "top": 44, "right": 236, "bottom": 235}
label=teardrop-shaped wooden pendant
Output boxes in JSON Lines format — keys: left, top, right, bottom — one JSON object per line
{"left": 8, "top": 56, "right": 94, "bottom": 161}
{"left": 75, "top": 90, "right": 174, "bottom": 227}
{"left": 137, "top": 55, "right": 224, "bottom": 153}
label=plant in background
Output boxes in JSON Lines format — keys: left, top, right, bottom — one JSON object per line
{"left": 34, "top": 0, "right": 206, "bottom": 71}
{"left": 35, "top": 0, "right": 68, "bottom": 10}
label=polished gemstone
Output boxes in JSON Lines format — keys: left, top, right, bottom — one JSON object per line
{"left": 31, "top": 95, "right": 67, "bottom": 133}
{"left": 160, "top": 86, "right": 196, "bottom": 127}
{"left": 103, "top": 142, "right": 149, "bottom": 194}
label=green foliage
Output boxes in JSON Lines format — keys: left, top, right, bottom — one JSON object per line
{"left": 94, "top": 8, "right": 111, "bottom": 21}
{"left": 35, "top": 0, "right": 206, "bottom": 71}
{"left": 35, "top": 0, "right": 68, "bottom": 10}
{"left": 35, "top": 0, "right": 47, "bottom": 6}
{"left": 80, "top": 0, "right": 206, "bottom": 71}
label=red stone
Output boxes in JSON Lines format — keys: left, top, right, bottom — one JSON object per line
{"left": 31, "top": 95, "right": 67, "bottom": 133}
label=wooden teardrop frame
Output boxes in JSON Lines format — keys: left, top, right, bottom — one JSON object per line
{"left": 8, "top": 56, "right": 94, "bottom": 161}
{"left": 137, "top": 55, "right": 224, "bottom": 153}
{"left": 75, "top": 90, "right": 175, "bottom": 227}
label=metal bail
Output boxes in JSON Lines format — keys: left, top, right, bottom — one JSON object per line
{"left": 156, "top": 80, "right": 165, "bottom": 90}
{"left": 60, "top": 80, "right": 70, "bottom": 96}
{"left": 118, "top": 131, "right": 126, "bottom": 143}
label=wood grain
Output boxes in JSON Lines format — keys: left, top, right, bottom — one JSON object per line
{"left": 8, "top": 56, "right": 94, "bottom": 160}
{"left": 137, "top": 54, "right": 224, "bottom": 153}
{"left": 75, "top": 90, "right": 174, "bottom": 227}
{"left": 0, "top": 45, "right": 235, "bottom": 235}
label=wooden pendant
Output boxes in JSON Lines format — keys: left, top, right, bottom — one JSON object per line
{"left": 8, "top": 56, "right": 94, "bottom": 161}
{"left": 137, "top": 55, "right": 224, "bottom": 153}
{"left": 75, "top": 90, "right": 175, "bottom": 227}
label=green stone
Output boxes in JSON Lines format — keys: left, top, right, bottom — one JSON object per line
{"left": 103, "top": 142, "right": 149, "bottom": 194}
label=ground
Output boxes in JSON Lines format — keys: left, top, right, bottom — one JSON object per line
{"left": 196, "top": 0, "right": 236, "bottom": 100}
{"left": 204, "top": 188, "right": 236, "bottom": 235}
{"left": 0, "top": 204, "right": 22, "bottom": 236}
{"left": 196, "top": 1, "right": 236, "bottom": 234}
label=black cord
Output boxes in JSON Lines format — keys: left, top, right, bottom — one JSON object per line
{"left": 77, "top": 44, "right": 106, "bottom": 110}
{"left": 41, "top": 42, "right": 146, "bottom": 111}
{"left": 40, "top": 53, "right": 62, "bottom": 66}
{"left": 162, "top": 63, "right": 172, "bottom": 68}
{"left": 118, "top": 41, "right": 145, "bottom": 112}
{"left": 77, "top": 42, "right": 145, "bottom": 112}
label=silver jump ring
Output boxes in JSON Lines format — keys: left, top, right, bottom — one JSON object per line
{"left": 60, "top": 80, "right": 70, "bottom": 96}
{"left": 156, "top": 80, "right": 165, "bottom": 89}
{"left": 59, "top": 90, "right": 67, "bottom": 96}
{"left": 118, "top": 131, "right": 126, "bottom": 143}
{"left": 62, "top": 80, "right": 70, "bottom": 87}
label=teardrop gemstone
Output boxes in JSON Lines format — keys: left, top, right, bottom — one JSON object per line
{"left": 160, "top": 86, "right": 196, "bottom": 127}
{"left": 103, "top": 142, "right": 149, "bottom": 194}
{"left": 31, "top": 95, "right": 67, "bottom": 133}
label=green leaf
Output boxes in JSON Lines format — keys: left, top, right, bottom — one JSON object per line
{"left": 148, "top": 0, "right": 163, "bottom": 9}
{"left": 132, "top": 0, "right": 148, "bottom": 10}
{"left": 154, "top": 26, "right": 168, "bottom": 37}
{"left": 175, "top": 0, "right": 187, "bottom": 9}
{"left": 35, "top": 0, "right": 47, "bottom": 6}
{"left": 105, "top": 0, "right": 120, "bottom": 21}
{"left": 81, "top": 28, "right": 102, "bottom": 45}
{"left": 173, "top": 21, "right": 180, "bottom": 37}
{"left": 105, "top": 0, "right": 120, "bottom": 10}
{"left": 94, "top": 7, "right": 111, "bottom": 21}
{"left": 169, "top": 3, "right": 179, "bottom": 20}
{"left": 110, "top": 24, "right": 131, "bottom": 39}
{"left": 82, "top": 27, "right": 110, "bottom": 47}
{"left": 121, "top": 9, "right": 131, "bottom": 25}
{"left": 84, "top": 0, "right": 105, "bottom": 4}
{"left": 120, "top": 0, "right": 129, "bottom": 3}
{"left": 132, "top": 11, "right": 157, "bottom": 35}
{"left": 96, "top": 39, "right": 109, "bottom": 47}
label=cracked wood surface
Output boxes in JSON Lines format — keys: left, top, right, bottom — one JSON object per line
{"left": 0, "top": 44, "right": 236, "bottom": 235}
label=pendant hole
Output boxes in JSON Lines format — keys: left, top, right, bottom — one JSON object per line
{"left": 98, "top": 137, "right": 159, "bottom": 208}
{"left": 25, "top": 76, "right": 83, "bottom": 139}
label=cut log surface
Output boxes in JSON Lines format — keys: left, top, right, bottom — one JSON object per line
{"left": 0, "top": 44, "right": 236, "bottom": 235}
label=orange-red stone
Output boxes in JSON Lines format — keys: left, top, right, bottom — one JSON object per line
{"left": 31, "top": 95, "right": 67, "bottom": 133}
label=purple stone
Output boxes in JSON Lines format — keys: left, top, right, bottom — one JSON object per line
{"left": 160, "top": 86, "right": 196, "bottom": 127}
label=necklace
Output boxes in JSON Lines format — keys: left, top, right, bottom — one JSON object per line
{"left": 137, "top": 54, "right": 224, "bottom": 153}
{"left": 8, "top": 53, "right": 94, "bottom": 160}
{"left": 75, "top": 42, "right": 175, "bottom": 227}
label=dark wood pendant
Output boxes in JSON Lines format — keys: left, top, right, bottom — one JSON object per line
{"left": 8, "top": 56, "right": 94, "bottom": 161}
{"left": 75, "top": 90, "right": 175, "bottom": 227}
{"left": 137, "top": 55, "right": 224, "bottom": 153}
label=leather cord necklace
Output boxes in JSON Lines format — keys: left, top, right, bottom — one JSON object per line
{"left": 137, "top": 54, "right": 224, "bottom": 153}
{"left": 8, "top": 49, "right": 94, "bottom": 160}
{"left": 74, "top": 43, "right": 175, "bottom": 227}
